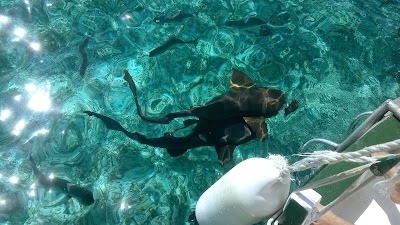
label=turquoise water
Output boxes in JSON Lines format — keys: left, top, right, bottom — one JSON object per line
{"left": 0, "top": 0, "right": 399, "bottom": 224}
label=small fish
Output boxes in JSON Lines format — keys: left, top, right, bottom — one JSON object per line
{"left": 154, "top": 10, "right": 194, "bottom": 24}
{"left": 225, "top": 17, "right": 266, "bottom": 28}
{"left": 257, "top": 25, "right": 273, "bottom": 36}
{"left": 28, "top": 153, "right": 94, "bottom": 206}
{"left": 284, "top": 99, "right": 299, "bottom": 116}
{"left": 78, "top": 36, "right": 90, "bottom": 77}
{"left": 240, "top": 25, "right": 274, "bottom": 37}
{"left": 149, "top": 38, "right": 198, "bottom": 57}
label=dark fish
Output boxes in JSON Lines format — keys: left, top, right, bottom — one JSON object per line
{"left": 149, "top": 38, "right": 198, "bottom": 57}
{"left": 28, "top": 153, "right": 94, "bottom": 206}
{"left": 154, "top": 10, "right": 194, "bottom": 24}
{"left": 285, "top": 99, "right": 299, "bottom": 116}
{"left": 225, "top": 17, "right": 266, "bottom": 28}
{"left": 78, "top": 36, "right": 89, "bottom": 77}
{"left": 257, "top": 25, "right": 273, "bottom": 36}
{"left": 239, "top": 24, "right": 274, "bottom": 37}
{"left": 85, "top": 69, "right": 296, "bottom": 165}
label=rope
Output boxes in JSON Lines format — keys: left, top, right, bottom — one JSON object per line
{"left": 287, "top": 139, "right": 400, "bottom": 173}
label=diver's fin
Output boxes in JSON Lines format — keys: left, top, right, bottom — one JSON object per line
{"left": 167, "top": 148, "right": 188, "bottom": 157}
{"left": 243, "top": 116, "right": 268, "bottom": 141}
{"left": 123, "top": 70, "right": 169, "bottom": 123}
{"left": 230, "top": 69, "right": 255, "bottom": 93}
{"left": 84, "top": 111, "right": 144, "bottom": 143}
{"left": 123, "top": 69, "right": 138, "bottom": 95}
{"left": 85, "top": 111, "right": 157, "bottom": 146}
{"left": 123, "top": 69, "right": 191, "bottom": 124}
{"left": 84, "top": 111, "right": 128, "bottom": 133}
{"left": 215, "top": 145, "right": 236, "bottom": 166}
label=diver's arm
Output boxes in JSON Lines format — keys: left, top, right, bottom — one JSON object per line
{"left": 311, "top": 211, "right": 354, "bottom": 225}
{"left": 311, "top": 204, "right": 354, "bottom": 225}
{"left": 372, "top": 151, "right": 400, "bottom": 204}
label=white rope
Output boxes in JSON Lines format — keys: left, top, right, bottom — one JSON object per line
{"left": 269, "top": 154, "right": 290, "bottom": 183}
{"left": 288, "top": 139, "right": 400, "bottom": 172}
{"left": 296, "top": 163, "right": 373, "bottom": 191}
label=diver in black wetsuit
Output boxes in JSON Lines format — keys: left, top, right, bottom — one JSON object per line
{"left": 85, "top": 69, "right": 298, "bottom": 165}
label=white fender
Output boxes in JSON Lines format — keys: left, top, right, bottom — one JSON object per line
{"left": 195, "top": 157, "right": 290, "bottom": 225}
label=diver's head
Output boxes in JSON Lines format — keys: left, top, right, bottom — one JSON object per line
{"left": 261, "top": 88, "right": 286, "bottom": 118}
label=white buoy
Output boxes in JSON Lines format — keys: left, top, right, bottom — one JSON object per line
{"left": 195, "top": 157, "right": 290, "bottom": 225}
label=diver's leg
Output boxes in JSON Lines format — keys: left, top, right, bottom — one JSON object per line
{"left": 84, "top": 111, "right": 204, "bottom": 156}
{"left": 123, "top": 70, "right": 192, "bottom": 124}
{"left": 84, "top": 110, "right": 170, "bottom": 144}
{"left": 84, "top": 111, "right": 131, "bottom": 135}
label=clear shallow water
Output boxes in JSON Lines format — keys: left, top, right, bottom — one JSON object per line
{"left": 0, "top": 0, "right": 399, "bottom": 224}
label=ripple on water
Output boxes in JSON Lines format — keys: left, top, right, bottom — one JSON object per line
{"left": 212, "top": 28, "right": 238, "bottom": 57}
{"left": 187, "top": 83, "right": 218, "bottom": 106}
{"left": 44, "top": 115, "right": 89, "bottom": 165}
{"left": 104, "top": 88, "right": 133, "bottom": 115}
{"left": 43, "top": 0, "right": 66, "bottom": 18}
{"left": 77, "top": 9, "right": 108, "bottom": 32}
{"left": 145, "top": 93, "right": 174, "bottom": 116}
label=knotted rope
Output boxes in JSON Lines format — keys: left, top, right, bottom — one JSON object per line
{"left": 269, "top": 139, "right": 400, "bottom": 202}
{"left": 287, "top": 139, "right": 400, "bottom": 173}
